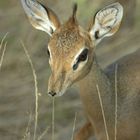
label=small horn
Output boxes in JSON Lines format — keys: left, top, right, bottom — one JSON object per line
{"left": 66, "top": 3, "right": 78, "bottom": 25}
{"left": 72, "top": 3, "right": 78, "bottom": 18}
{"left": 72, "top": 3, "right": 78, "bottom": 21}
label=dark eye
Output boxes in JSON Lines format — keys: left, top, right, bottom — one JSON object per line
{"left": 73, "top": 48, "right": 88, "bottom": 71}
{"left": 78, "top": 48, "right": 88, "bottom": 62}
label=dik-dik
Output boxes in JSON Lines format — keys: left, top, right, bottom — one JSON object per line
{"left": 21, "top": 0, "right": 140, "bottom": 140}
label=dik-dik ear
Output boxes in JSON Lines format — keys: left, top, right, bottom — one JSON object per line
{"left": 21, "top": 0, "right": 60, "bottom": 36}
{"left": 89, "top": 3, "right": 123, "bottom": 45}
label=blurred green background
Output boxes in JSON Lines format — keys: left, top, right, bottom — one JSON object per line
{"left": 0, "top": 0, "right": 140, "bottom": 140}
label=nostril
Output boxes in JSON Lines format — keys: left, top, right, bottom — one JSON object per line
{"left": 48, "top": 91, "right": 56, "bottom": 97}
{"left": 52, "top": 92, "right": 56, "bottom": 97}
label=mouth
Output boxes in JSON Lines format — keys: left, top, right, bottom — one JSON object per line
{"left": 48, "top": 80, "right": 71, "bottom": 97}
{"left": 48, "top": 91, "right": 65, "bottom": 97}
{"left": 56, "top": 87, "right": 68, "bottom": 96}
{"left": 48, "top": 85, "right": 69, "bottom": 97}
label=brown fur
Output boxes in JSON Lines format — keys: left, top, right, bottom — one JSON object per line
{"left": 77, "top": 50, "right": 140, "bottom": 140}
{"left": 22, "top": 1, "right": 140, "bottom": 139}
{"left": 47, "top": 15, "right": 140, "bottom": 139}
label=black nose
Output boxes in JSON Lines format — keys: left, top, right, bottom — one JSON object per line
{"left": 48, "top": 91, "right": 56, "bottom": 97}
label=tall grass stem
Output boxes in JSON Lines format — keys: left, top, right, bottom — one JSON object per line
{"left": 114, "top": 64, "right": 118, "bottom": 140}
{"left": 71, "top": 112, "right": 77, "bottom": 140}
{"left": 96, "top": 84, "right": 110, "bottom": 140}
{"left": 20, "top": 40, "right": 39, "bottom": 140}
{"left": 52, "top": 97, "right": 55, "bottom": 140}
{"left": 0, "top": 42, "right": 7, "bottom": 70}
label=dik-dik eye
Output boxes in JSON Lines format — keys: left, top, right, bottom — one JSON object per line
{"left": 78, "top": 48, "right": 88, "bottom": 62}
{"left": 73, "top": 48, "right": 89, "bottom": 71}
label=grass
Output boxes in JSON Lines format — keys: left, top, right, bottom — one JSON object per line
{"left": 70, "top": 112, "right": 77, "bottom": 140}
{"left": 114, "top": 64, "right": 118, "bottom": 140}
{"left": 0, "top": 35, "right": 77, "bottom": 140}
{"left": 0, "top": 31, "right": 133, "bottom": 140}
{"left": 20, "top": 40, "right": 58, "bottom": 140}
{"left": 0, "top": 42, "right": 7, "bottom": 70}
{"left": 0, "top": 0, "right": 140, "bottom": 140}
{"left": 20, "top": 41, "right": 49, "bottom": 140}
{"left": 0, "top": 33, "right": 8, "bottom": 52}
{"left": 37, "top": 127, "right": 49, "bottom": 140}
{"left": 21, "top": 40, "right": 39, "bottom": 140}
{"left": 96, "top": 84, "right": 110, "bottom": 140}
{"left": 22, "top": 112, "right": 32, "bottom": 140}
{"left": 0, "top": 33, "right": 8, "bottom": 70}
{"left": 0, "top": 34, "right": 119, "bottom": 140}
{"left": 96, "top": 64, "right": 119, "bottom": 140}
{"left": 52, "top": 97, "right": 55, "bottom": 140}
{"left": 14, "top": 40, "right": 77, "bottom": 140}
{"left": 0, "top": 35, "right": 50, "bottom": 140}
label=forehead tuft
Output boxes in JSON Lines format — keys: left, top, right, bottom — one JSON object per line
{"left": 50, "top": 24, "right": 83, "bottom": 52}
{"left": 56, "top": 29, "right": 79, "bottom": 48}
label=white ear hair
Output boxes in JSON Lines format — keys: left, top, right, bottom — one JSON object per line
{"left": 21, "top": 0, "right": 60, "bottom": 36}
{"left": 90, "top": 2, "right": 123, "bottom": 45}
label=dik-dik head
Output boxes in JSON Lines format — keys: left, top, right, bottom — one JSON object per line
{"left": 21, "top": 0, "right": 123, "bottom": 96}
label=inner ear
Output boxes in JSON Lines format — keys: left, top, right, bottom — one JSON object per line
{"left": 42, "top": 5, "right": 61, "bottom": 29}
{"left": 89, "top": 2, "right": 123, "bottom": 44}
{"left": 21, "top": 0, "right": 60, "bottom": 36}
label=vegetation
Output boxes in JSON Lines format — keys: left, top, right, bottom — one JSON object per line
{"left": 0, "top": 0, "right": 140, "bottom": 139}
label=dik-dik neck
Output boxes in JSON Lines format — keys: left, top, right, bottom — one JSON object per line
{"left": 77, "top": 59, "right": 115, "bottom": 122}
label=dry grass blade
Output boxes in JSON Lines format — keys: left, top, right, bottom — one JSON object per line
{"left": 0, "top": 32, "right": 9, "bottom": 52}
{"left": 20, "top": 40, "right": 39, "bottom": 140}
{"left": 52, "top": 97, "right": 55, "bottom": 140}
{"left": 96, "top": 84, "right": 110, "bottom": 140}
{"left": 22, "top": 112, "right": 33, "bottom": 140}
{"left": 114, "top": 64, "right": 118, "bottom": 140}
{"left": 0, "top": 42, "right": 7, "bottom": 70}
{"left": 38, "top": 127, "right": 49, "bottom": 140}
{"left": 70, "top": 112, "right": 77, "bottom": 140}
{"left": 0, "top": 33, "right": 9, "bottom": 70}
